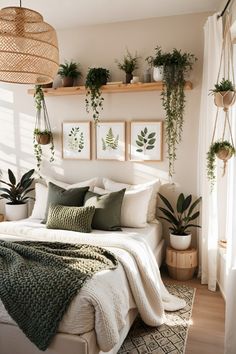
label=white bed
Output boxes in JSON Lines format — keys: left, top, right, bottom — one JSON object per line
{"left": 0, "top": 218, "right": 178, "bottom": 354}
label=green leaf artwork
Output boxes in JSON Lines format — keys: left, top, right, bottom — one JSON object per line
{"left": 67, "top": 127, "right": 85, "bottom": 153}
{"left": 102, "top": 128, "right": 119, "bottom": 151}
{"left": 136, "top": 127, "right": 156, "bottom": 153}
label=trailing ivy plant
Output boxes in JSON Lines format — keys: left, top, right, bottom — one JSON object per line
{"left": 136, "top": 127, "right": 156, "bottom": 153}
{"left": 85, "top": 68, "right": 110, "bottom": 124}
{"left": 207, "top": 140, "right": 235, "bottom": 190}
{"left": 33, "top": 85, "right": 55, "bottom": 170}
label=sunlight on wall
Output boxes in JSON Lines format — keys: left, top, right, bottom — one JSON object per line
{"left": 0, "top": 87, "right": 13, "bottom": 104}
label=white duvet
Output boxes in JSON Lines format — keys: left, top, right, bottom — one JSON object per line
{"left": 0, "top": 220, "right": 186, "bottom": 352}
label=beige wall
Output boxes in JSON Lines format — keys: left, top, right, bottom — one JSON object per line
{"left": 0, "top": 12, "right": 210, "bottom": 212}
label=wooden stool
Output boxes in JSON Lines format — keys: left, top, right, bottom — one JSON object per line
{"left": 0, "top": 214, "right": 4, "bottom": 222}
{"left": 166, "top": 247, "right": 198, "bottom": 281}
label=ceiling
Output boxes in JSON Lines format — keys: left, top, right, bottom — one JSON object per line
{"left": 0, "top": 0, "right": 224, "bottom": 29}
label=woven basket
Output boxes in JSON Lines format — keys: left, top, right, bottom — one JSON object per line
{"left": 35, "top": 134, "right": 51, "bottom": 145}
{"left": 0, "top": 7, "right": 59, "bottom": 84}
{"left": 214, "top": 91, "right": 236, "bottom": 108}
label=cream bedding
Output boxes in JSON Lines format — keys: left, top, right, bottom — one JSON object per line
{"left": 0, "top": 219, "right": 184, "bottom": 352}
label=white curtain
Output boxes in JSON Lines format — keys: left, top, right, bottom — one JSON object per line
{"left": 224, "top": 46, "right": 236, "bottom": 354}
{"left": 198, "top": 14, "right": 223, "bottom": 291}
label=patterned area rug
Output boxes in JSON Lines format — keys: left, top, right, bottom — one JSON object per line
{"left": 118, "top": 284, "right": 195, "bottom": 354}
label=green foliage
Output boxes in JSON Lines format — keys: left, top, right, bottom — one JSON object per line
{"left": 85, "top": 68, "right": 110, "bottom": 124}
{"left": 34, "top": 85, "right": 44, "bottom": 111}
{"left": 68, "top": 127, "right": 85, "bottom": 152}
{"left": 58, "top": 60, "right": 81, "bottom": 78}
{"left": 210, "top": 78, "right": 235, "bottom": 94}
{"left": 0, "top": 169, "right": 35, "bottom": 205}
{"left": 116, "top": 49, "right": 140, "bottom": 74}
{"left": 34, "top": 128, "right": 52, "bottom": 136}
{"left": 136, "top": 127, "right": 156, "bottom": 153}
{"left": 207, "top": 140, "right": 235, "bottom": 189}
{"left": 102, "top": 128, "right": 119, "bottom": 150}
{"left": 158, "top": 192, "right": 201, "bottom": 235}
{"left": 158, "top": 47, "right": 197, "bottom": 177}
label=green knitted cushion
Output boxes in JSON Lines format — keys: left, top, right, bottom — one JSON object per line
{"left": 84, "top": 189, "right": 125, "bottom": 231}
{"left": 43, "top": 182, "right": 89, "bottom": 223}
{"left": 46, "top": 204, "right": 95, "bottom": 233}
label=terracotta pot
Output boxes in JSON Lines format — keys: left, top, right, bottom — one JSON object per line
{"left": 62, "top": 77, "right": 74, "bottom": 87}
{"left": 214, "top": 91, "right": 236, "bottom": 108}
{"left": 35, "top": 133, "right": 51, "bottom": 145}
{"left": 216, "top": 147, "right": 234, "bottom": 161}
{"left": 125, "top": 73, "right": 133, "bottom": 84}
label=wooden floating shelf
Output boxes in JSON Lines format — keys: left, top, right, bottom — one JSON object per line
{"left": 27, "top": 81, "right": 193, "bottom": 96}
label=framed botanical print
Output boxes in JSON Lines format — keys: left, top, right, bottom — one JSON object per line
{"left": 62, "top": 121, "right": 91, "bottom": 160}
{"left": 96, "top": 121, "right": 126, "bottom": 161}
{"left": 129, "top": 121, "right": 163, "bottom": 161}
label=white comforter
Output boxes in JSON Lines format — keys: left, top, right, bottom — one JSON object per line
{"left": 0, "top": 220, "right": 185, "bottom": 352}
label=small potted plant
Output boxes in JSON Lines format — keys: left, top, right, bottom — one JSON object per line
{"left": 58, "top": 60, "right": 81, "bottom": 87}
{"left": 146, "top": 46, "right": 169, "bottom": 81}
{"left": 210, "top": 78, "right": 236, "bottom": 109}
{"left": 85, "top": 67, "right": 110, "bottom": 124}
{"left": 0, "top": 169, "right": 35, "bottom": 221}
{"left": 33, "top": 86, "right": 55, "bottom": 170}
{"left": 158, "top": 192, "right": 201, "bottom": 250}
{"left": 116, "top": 49, "right": 140, "bottom": 83}
{"left": 207, "top": 140, "right": 235, "bottom": 189}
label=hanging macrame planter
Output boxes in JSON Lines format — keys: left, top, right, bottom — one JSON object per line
{"left": 33, "top": 86, "right": 55, "bottom": 170}
{"left": 207, "top": 15, "right": 236, "bottom": 189}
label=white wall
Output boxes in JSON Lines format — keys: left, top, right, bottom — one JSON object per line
{"left": 0, "top": 12, "right": 209, "bottom": 212}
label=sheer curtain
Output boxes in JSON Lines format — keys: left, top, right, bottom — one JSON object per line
{"left": 198, "top": 14, "right": 223, "bottom": 291}
{"left": 224, "top": 46, "right": 236, "bottom": 354}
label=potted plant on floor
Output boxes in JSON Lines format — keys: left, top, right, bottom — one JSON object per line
{"left": 158, "top": 192, "right": 201, "bottom": 250}
{"left": 210, "top": 78, "right": 236, "bottom": 109}
{"left": 85, "top": 67, "right": 110, "bottom": 124}
{"left": 150, "top": 46, "right": 197, "bottom": 177}
{"left": 0, "top": 169, "right": 35, "bottom": 221}
{"left": 33, "top": 85, "right": 55, "bottom": 170}
{"left": 116, "top": 49, "right": 140, "bottom": 83}
{"left": 207, "top": 140, "right": 235, "bottom": 189}
{"left": 58, "top": 60, "right": 81, "bottom": 87}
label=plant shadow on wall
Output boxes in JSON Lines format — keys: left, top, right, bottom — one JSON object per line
{"left": 33, "top": 85, "right": 55, "bottom": 171}
{"left": 147, "top": 46, "right": 197, "bottom": 177}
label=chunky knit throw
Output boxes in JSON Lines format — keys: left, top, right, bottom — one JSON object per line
{"left": 0, "top": 240, "right": 118, "bottom": 351}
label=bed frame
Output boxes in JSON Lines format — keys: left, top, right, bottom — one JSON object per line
{"left": 0, "top": 240, "right": 165, "bottom": 354}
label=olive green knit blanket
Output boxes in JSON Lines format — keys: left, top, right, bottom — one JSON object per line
{"left": 0, "top": 240, "right": 118, "bottom": 351}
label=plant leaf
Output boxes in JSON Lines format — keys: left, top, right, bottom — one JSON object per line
{"left": 136, "top": 148, "right": 143, "bottom": 152}
{"left": 146, "top": 145, "right": 155, "bottom": 150}
{"left": 188, "top": 211, "right": 200, "bottom": 221}
{"left": 8, "top": 169, "right": 16, "bottom": 185}
{"left": 148, "top": 138, "right": 156, "bottom": 145}
{"left": 136, "top": 140, "right": 144, "bottom": 147}
{"left": 177, "top": 193, "right": 185, "bottom": 213}
{"left": 187, "top": 196, "right": 202, "bottom": 216}
{"left": 158, "top": 193, "right": 174, "bottom": 213}
{"left": 158, "top": 207, "right": 179, "bottom": 225}
{"left": 137, "top": 135, "right": 144, "bottom": 141}
{"left": 182, "top": 195, "right": 192, "bottom": 213}
{"left": 144, "top": 127, "right": 148, "bottom": 134}
{"left": 148, "top": 132, "right": 156, "bottom": 139}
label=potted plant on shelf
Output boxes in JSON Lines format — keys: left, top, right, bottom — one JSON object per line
{"left": 58, "top": 60, "right": 81, "bottom": 87}
{"left": 210, "top": 78, "right": 236, "bottom": 109}
{"left": 207, "top": 140, "right": 235, "bottom": 189}
{"left": 148, "top": 46, "right": 197, "bottom": 177}
{"left": 33, "top": 85, "right": 55, "bottom": 170}
{"left": 146, "top": 46, "right": 169, "bottom": 81}
{"left": 85, "top": 67, "right": 110, "bottom": 124}
{"left": 0, "top": 169, "right": 35, "bottom": 221}
{"left": 158, "top": 192, "right": 201, "bottom": 250}
{"left": 116, "top": 49, "right": 140, "bottom": 83}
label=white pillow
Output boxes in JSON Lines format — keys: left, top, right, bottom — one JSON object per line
{"left": 102, "top": 178, "right": 161, "bottom": 222}
{"left": 30, "top": 183, "right": 48, "bottom": 219}
{"left": 44, "top": 176, "right": 98, "bottom": 191}
{"left": 94, "top": 186, "right": 152, "bottom": 228}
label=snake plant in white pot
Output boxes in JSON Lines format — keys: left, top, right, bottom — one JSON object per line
{"left": 158, "top": 192, "right": 201, "bottom": 250}
{"left": 0, "top": 169, "right": 35, "bottom": 221}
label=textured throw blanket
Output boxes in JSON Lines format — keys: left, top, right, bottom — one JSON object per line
{"left": 0, "top": 240, "right": 118, "bottom": 351}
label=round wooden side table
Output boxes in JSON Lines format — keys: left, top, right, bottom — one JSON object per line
{"left": 166, "top": 247, "right": 198, "bottom": 281}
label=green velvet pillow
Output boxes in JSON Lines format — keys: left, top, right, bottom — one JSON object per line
{"left": 43, "top": 182, "right": 89, "bottom": 223}
{"left": 84, "top": 189, "right": 125, "bottom": 231}
{"left": 46, "top": 204, "right": 96, "bottom": 233}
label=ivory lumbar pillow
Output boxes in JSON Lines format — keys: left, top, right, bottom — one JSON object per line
{"left": 94, "top": 186, "right": 152, "bottom": 228}
{"left": 30, "top": 183, "right": 48, "bottom": 220}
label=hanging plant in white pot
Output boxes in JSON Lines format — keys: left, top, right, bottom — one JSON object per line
{"left": 158, "top": 192, "right": 201, "bottom": 250}
{"left": 0, "top": 169, "right": 35, "bottom": 221}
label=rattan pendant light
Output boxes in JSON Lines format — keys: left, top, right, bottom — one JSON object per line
{"left": 0, "top": 1, "right": 59, "bottom": 84}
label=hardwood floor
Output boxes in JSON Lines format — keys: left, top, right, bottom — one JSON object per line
{"left": 162, "top": 269, "right": 225, "bottom": 354}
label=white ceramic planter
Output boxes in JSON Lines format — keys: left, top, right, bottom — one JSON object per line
{"left": 5, "top": 203, "right": 28, "bottom": 221}
{"left": 170, "top": 233, "right": 192, "bottom": 250}
{"left": 153, "top": 66, "right": 163, "bottom": 81}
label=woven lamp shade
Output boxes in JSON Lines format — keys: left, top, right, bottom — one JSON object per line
{"left": 0, "top": 7, "right": 59, "bottom": 84}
